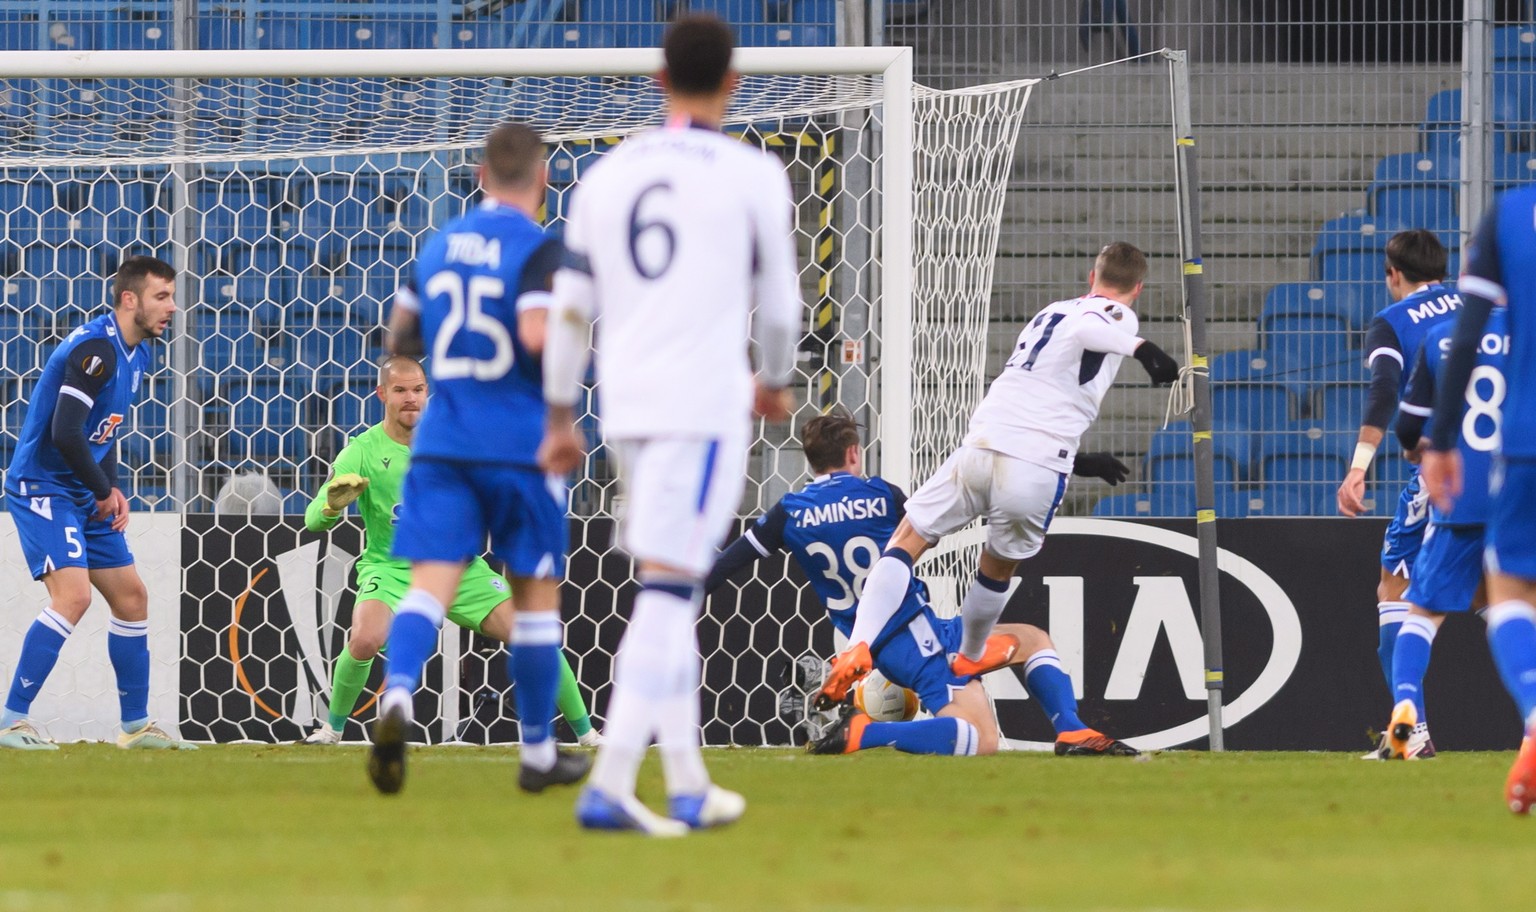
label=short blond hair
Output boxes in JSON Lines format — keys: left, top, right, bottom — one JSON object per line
{"left": 1093, "top": 242, "right": 1147, "bottom": 293}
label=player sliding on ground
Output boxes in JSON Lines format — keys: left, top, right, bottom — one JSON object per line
{"left": 816, "top": 243, "right": 1181, "bottom": 709}
{"left": 0, "top": 256, "right": 194, "bottom": 751}
{"left": 541, "top": 15, "right": 800, "bottom": 835}
{"left": 1379, "top": 309, "right": 1505, "bottom": 759}
{"left": 368, "top": 122, "right": 589, "bottom": 795}
{"left": 301, "top": 355, "right": 600, "bottom": 747}
{"left": 705, "top": 413, "right": 1137, "bottom": 756}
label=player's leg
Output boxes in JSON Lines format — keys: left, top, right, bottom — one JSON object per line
{"left": 950, "top": 454, "right": 1068, "bottom": 677}
{"left": 811, "top": 612, "right": 989, "bottom": 756}
{"left": 371, "top": 459, "right": 478, "bottom": 794}
{"left": 824, "top": 448, "right": 982, "bottom": 700}
{"left": 1386, "top": 607, "right": 1443, "bottom": 758}
{"left": 1482, "top": 458, "right": 1536, "bottom": 811}
{"left": 454, "top": 565, "right": 600, "bottom": 745}
{"left": 993, "top": 622, "right": 1137, "bottom": 756}
{"left": 481, "top": 466, "right": 589, "bottom": 792}
{"left": 1377, "top": 476, "right": 1428, "bottom": 693}
{"left": 311, "top": 594, "right": 392, "bottom": 742}
{"left": 580, "top": 435, "right": 743, "bottom": 835}
{"left": 0, "top": 567, "right": 91, "bottom": 750}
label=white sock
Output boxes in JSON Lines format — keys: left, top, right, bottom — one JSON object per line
{"left": 952, "top": 719, "right": 981, "bottom": 755}
{"left": 588, "top": 580, "right": 702, "bottom": 797}
{"left": 958, "top": 572, "right": 1011, "bottom": 660}
{"left": 654, "top": 599, "right": 710, "bottom": 797}
{"left": 847, "top": 553, "right": 913, "bottom": 646}
{"left": 521, "top": 740, "right": 556, "bottom": 772}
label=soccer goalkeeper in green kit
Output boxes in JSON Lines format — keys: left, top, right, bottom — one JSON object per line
{"left": 302, "top": 355, "right": 601, "bottom": 746}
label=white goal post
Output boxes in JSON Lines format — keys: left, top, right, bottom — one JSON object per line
{"left": 0, "top": 47, "right": 1222, "bottom": 747}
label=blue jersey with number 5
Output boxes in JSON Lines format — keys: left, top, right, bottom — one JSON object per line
{"left": 1403, "top": 309, "right": 1507, "bottom": 526}
{"left": 407, "top": 200, "right": 562, "bottom": 466}
{"left": 746, "top": 472, "right": 927, "bottom": 643}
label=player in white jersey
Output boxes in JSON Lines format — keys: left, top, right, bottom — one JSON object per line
{"left": 818, "top": 243, "right": 1181, "bottom": 704}
{"left": 541, "top": 15, "right": 800, "bottom": 836}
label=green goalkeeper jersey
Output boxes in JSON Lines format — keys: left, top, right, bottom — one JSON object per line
{"left": 304, "top": 423, "right": 411, "bottom": 568}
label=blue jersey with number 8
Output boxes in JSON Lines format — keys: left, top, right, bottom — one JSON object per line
{"left": 404, "top": 201, "right": 562, "bottom": 466}
{"left": 745, "top": 472, "right": 927, "bottom": 644}
{"left": 1403, "top": 309, "right": 1507, "bottom": 526}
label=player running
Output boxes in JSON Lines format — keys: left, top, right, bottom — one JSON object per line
{"left": 816, "top": 243, "right": 1180, "bottom": 706}
{"left": 1379, "top": 310, "right": 1506, "bottom": 759}
{"left": 1422, "top": 187, "right": 1536, "bottom": 813}
{"left": 301, "top": 355, "right": 600, "bottom": 747}
{"left": 541, "top": 15, "right": 801, "bottom": 835}
{"left": 369, "top": 122, "right": 589, "bottom": 795}
{"left": 0, "top": 255, "right": 194, "bottom": 750}
{"left": 1335, "top": 229, "right": 1461, "bottom": 760}
{"left": 705, "top": 412, "right": 1138, "bottom": 757}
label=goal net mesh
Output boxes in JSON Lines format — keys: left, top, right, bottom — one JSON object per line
{"left": 0, "top": 64, "right": 1033, "bottom": 745}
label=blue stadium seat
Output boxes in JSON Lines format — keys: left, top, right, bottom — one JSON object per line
{"left": 578, "top": 0, "right": 666, "bottom": 48}
{"left": 103, "top": 12, "right": 174, "bottom": 51}
{"left": 1495, "top": 152, "right": 1536, "bottom": 190}
{"left": 690, "top": 1, "right": 780, "bottom": 46}
{"left": 1091, "top": 491, "right": 1151, "bottom": 518}
{"left": 1369, "top": 152, "right": 1458, "bottom": 235}
{"left": 1495, "top": 25, "right": 1536, "bottom": 64}
{"left": 1311, "top": 214, "right": 1403, "bottom": 286}
{"left": 326, "top": 377, "right": 383, "bottom": 440}
{"left": 1211, "top": 383, "right": 1293, "bottom": 436}
{"left": 1262, "top": 282, "right": 1369, "bottom": 335}
{"left": 225, "top": 375, "right": 306, "bottom": 464}
{"left": 1258, "top": 423, "right": 1351, "bottom": 485}
{"left": 1249, "top": 482, "right": 1326, "bottom": 517}
{"left": 1, "top": 11, "right": 42, "bottom": 51}
{"left": 1146, "top": 423, "right": 1242, "bottom": 484}
{"left": 1214, "top": 485, "right": 1257, "bottom": 519}
{"left": 1147, "top": 482, "right": 1195, "bottom": 517}
{"left": 1208, "top": 349, "right": 1272, "bottom": 383}
{"left": 1259, "top": 283, "right": 1355, "bottom": 374}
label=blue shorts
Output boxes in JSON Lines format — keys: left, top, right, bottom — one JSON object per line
{"left": 5, "top": 485, "right": 134, "bottom": 580}
{"left": 1488, "top": 456, "right": 1536, "bottom": 583}
{"left": 392, "top": 459, "right": 568, "bottom": 579}
{"left": 871, "top": 606, "right": 972, "bottom": 714}
{"left": 1403, "top": 522, "right": 1485, "bottom": 615}
{"left": 1381, "top": 473, "right": 1431, "bottom": 577}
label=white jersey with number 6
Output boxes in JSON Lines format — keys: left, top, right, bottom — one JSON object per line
{"left": 559, "top": 120, "right": 802, "bottom": 438}
{"left": 964, "top": 294, "right": 1141, "bottom": 473}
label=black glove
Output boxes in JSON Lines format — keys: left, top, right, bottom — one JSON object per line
{"left": 1073, "top": 452, "right": 1130, "bottom": 486}
{"left": 1132, "top": 340, "right": 1180, "bottom": 385}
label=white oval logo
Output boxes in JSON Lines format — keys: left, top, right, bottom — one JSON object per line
{"left": 921, "top": 518, "right": 1302, "bottom": 752}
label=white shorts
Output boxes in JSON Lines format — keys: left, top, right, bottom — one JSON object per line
{"left": 611, "top": 433, "right": 748, "bottom": 577}
{"left": 904, "top": 446, "right": 1068, "bottom": 562}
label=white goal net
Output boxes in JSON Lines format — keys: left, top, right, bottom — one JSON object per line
{"left": 0, "top": 48, "right": 1038, "bottom": 745}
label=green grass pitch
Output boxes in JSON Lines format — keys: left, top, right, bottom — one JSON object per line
{"left": 0, "top": 746, "right": 1528, "bottom": 912}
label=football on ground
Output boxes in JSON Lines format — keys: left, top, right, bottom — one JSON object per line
{"left": 853, "top": 669, "right": 919, "bottom": 721}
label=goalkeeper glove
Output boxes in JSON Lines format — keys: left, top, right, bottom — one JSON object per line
{"left": 1132, "top": 340, "right": 1181, "bottom": 385}
{"left": 1073, "top": 452, "right": 1129, "bottom": 485}
{"left": 322, "top": 473, "right": 369, "bottom": 517}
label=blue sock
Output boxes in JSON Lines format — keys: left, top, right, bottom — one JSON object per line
{"left": 384, "top": 590, "right": 444, "bottom": 693}
{"left": 4, "top": 609, "right": 73, "bottom": 720}
{"left": 107, "top": 618, "right": 151, "bottom": 730}
{"left": 1392, "top": 615, "right": 1435, "bottom": 720}
{"left": 859, "top": 717, "right": 979, "bottom": 755}
{"left": 1023, "top": 649, "right": 1086, "bottom": 733}
{"left": 1378, "top": 601, "right": 1409, "bottom": 690}
{"left": 1487, "top": 600, "right": 1536, "bottom": 722}
{"left": 509, "top": 612, "right": 562, "bottom": 766}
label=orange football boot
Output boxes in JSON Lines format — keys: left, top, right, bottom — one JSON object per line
{"left": 950, "top": 633, "right": 1021, "bottom": 677}
{"left": 807, "top": 706, "right": 872, "bottom": 755}
{"left": 1506, "top": 731, "right": 1536, "bottom": 814}
{"left": 815, "top": 642, "right": 873, "bottom": 709}
{"left": 1054, "top": 728, "right": 1139, "bottom": 756}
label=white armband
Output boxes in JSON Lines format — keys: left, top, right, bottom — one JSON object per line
{"left": 1351, "top": 442, "right": 1378, "bottom": 472}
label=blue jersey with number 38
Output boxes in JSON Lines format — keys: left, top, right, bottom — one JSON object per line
{"left": 1403, "top": 309, "right": 1508, "bottom": 526}
{"left": 407, "top": 200, "right": 562, "bottom": 467}
{"left": 745, "top": 472, "right": 927, "bottom": 643}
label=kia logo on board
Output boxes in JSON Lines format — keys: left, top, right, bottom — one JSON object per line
{"left": 925, "top": 519, "right": 1302, "bottom": 752}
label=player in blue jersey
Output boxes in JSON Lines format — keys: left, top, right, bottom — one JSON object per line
{"left": 0, "top": 255, "right": 194, "bottom": 751}
{"left": 368, "top": 123, "right": 589, "bottom": 795}
{"left": 1334, "top": 230, "right": 1461, "bottom": 759}
{"left": 1381, "top": 311, "right": 1506, "bottom": 759}
{"left": 705, "top": 412, "right": 1137, "bottom": 757}
{"left": 1422, "top": 187, "right": 1536, "bottom": 812}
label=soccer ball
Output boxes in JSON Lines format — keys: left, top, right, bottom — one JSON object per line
{"left": 853, "top": 669, "right": 919, "bottom": 722}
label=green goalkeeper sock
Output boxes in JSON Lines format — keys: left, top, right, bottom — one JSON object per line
{"left": 555, "top": 651, "right": 593, "bottom": 737}
{"left": 327, "top": 651, "right": 375, "bottom": 733}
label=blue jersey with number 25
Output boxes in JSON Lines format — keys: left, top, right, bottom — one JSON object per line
{"left": 745, "top": 472, "right": 927, "bottom": 644}
{"left": 408, "top": 200, "right": 562, "bottom": 467}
